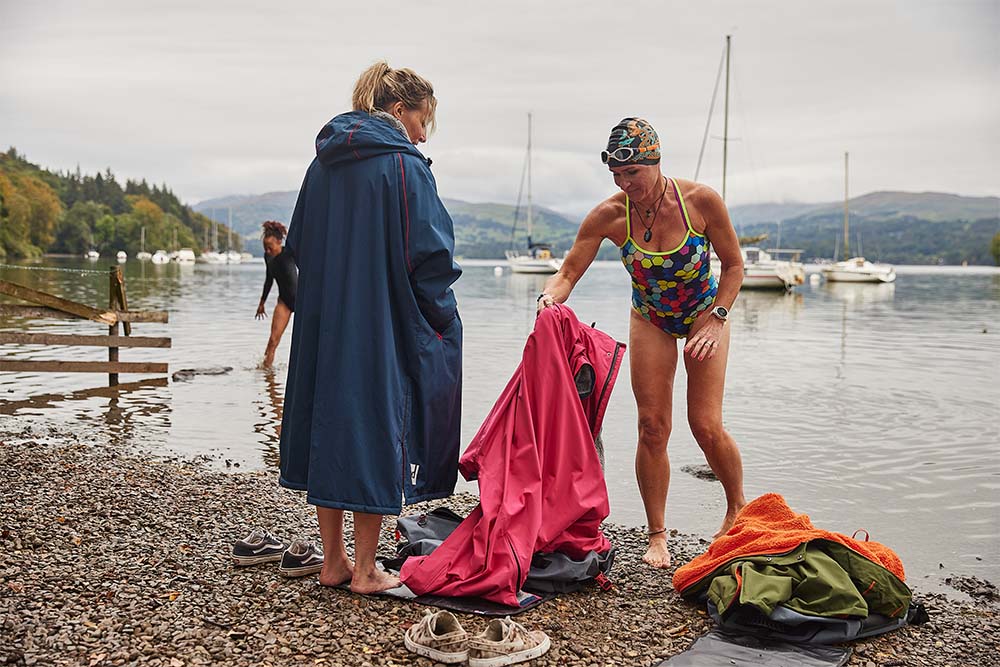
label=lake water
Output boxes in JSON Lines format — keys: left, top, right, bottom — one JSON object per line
{"left": 2, "top": 257, "right": 998, "bottom": 590}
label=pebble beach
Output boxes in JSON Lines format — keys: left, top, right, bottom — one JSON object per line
{"left": 2, "top": 427, "right": 997, "bottom": 667}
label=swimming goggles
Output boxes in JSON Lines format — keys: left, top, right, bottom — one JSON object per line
{"left": 601, "top": 143, "right": 660, "bottom": 164}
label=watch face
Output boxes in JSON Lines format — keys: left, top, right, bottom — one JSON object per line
{"left": 716, "top": 306, "right": 729, "bottom": 317}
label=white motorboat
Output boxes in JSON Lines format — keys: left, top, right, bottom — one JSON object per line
{"left": 199, "top": 251, "right": 227, "bottom": 264}
{"left": 823, "top": 256, "right": 896, "bottom": 283}
{"left": 240, "top": 252, "right": 255, "bottom": 262}
{"left": 225, "top": 250, "right": 242, "bottom": 264}
{"left": 506, "top": 248, "right": 563, "bottom": 274}
{"left": 173, "top": 248, "right": 196, "bottom": 264}
{"left": 506, "top": 113, "right": 562, "bottom": 275}
{"left": 116, "top": 250, "right": 128, "bottom": 263}
{"left": 151, "top": 250, "right": 170, "bottom": 264}
{"left": 823, "top": 152, "right": 895, "bottom": 283}
{"left": 84, "top": 249, "right": 99, "bottom": 261}
{"left": 711, "top": 246, "right": 806, "bottom": 290}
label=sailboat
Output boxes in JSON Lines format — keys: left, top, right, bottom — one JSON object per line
{"left": 137, "top": 226, "right": 152, "bottom": 261}
{"left": 505, "top": 113, "right": 562, "bottom": 274}
{"left": 84, "top": 230, "right": 99, "bottom": 260}
{"left": 200, "top": 214, "right": 227, "bottom": 264}
{"left": 822, "top": 152, "right": 895, "bottom": 283}
{"left": 225, "top": 207, "right": 242, "bottom": 264}
{"left": 701, "top": 35, "right": 805, "bottom": 290}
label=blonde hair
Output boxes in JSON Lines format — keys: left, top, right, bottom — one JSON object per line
{"left": 352, "top": 61, "right": 437, "bottom": 134}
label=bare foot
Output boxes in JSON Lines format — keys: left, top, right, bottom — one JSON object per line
{"left": 350, "top": 568, "right": 400, "bottom": 595}
{"left": 318, "top": 555, "right": 354, "bottom": 587}
{"left": 642, "top": 535, "right": 672, "bottom": 569}
{"left": 713, "top": 505, "right": 745, "bottom": 539}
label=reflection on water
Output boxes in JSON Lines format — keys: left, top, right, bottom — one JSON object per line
{"left": 2, "top": 258, "right": 999, "bottom": 587}
{"left": 253, "top": 368, "right": 284, "bottom": 469}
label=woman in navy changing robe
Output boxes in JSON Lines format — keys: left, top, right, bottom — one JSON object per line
{"left": 279, "top": 61, "right": 462, "bottom": 594}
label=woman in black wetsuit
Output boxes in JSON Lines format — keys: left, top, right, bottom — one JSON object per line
{"left": 256, "top": 221, "right": 297, "bottom": 367}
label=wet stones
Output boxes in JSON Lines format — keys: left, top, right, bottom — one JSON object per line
{"left": 1, "top": 432, "right": 997, "bottom": 666}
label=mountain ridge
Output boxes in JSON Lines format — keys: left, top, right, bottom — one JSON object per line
{"left": 193, "top": 189, "right": 999, "bottom": 264}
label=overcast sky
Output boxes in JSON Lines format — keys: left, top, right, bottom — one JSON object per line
{"left": 2, "top": 1, "right": 997, "bottom": 218}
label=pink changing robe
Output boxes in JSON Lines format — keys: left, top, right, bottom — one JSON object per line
{"left": 399, "top": 305, "right": 625, "bottom": 606}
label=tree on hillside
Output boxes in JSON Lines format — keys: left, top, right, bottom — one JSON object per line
{"left": 992, "top": 231, "right": 1000, "bottom": 266}
{"left": 0, "top": 172, "right": 62, "bottom": 257}
{"left": 17, "top": 175, "right": 63, "bottom": 249}
{"left": 53, "top": 201, "right": 108, "bottom": 253}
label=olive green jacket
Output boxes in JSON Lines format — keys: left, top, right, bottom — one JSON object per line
{"left": 687, "top": 540, "right": 912, "bottom": 620}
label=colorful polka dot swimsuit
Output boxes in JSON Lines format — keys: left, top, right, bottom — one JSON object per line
{"left": 620, "top": 178, "right": 717, "bottom": 338}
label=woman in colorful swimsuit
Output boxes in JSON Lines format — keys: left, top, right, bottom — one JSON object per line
{"left": 538, "top": 118, "right": 746, "bottom": 569}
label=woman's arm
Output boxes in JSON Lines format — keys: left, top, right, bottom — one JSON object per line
{"left": 684, "top": 184, "right": 743, "bottom": 360}
{"left": 257, "top": 258, "right": 273, "bottom": 319}
{"left": 700, "top": 186, "right": 743, "bottom": 312}
{"left": 401, "top": 158, "right": 461, "bottom": 333}
{"left": 538, "top": 201, "right": 615, "bottom": 311}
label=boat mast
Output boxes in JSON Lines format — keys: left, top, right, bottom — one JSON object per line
{"left": 722, "top": 34, "right": 731, "bottom": 202}
{"left": 227, "top": 207, "right": 233, "bottom": 252}
{"left": 843, "top": 151, "right": 850, "bottom": 259}
{"left": 140, "top": 226, "right": 145, "bottom": 253}
{"left": 526, "top": 112, "right": 533, "bottom": 247}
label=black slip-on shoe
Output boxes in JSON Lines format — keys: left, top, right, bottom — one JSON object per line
{"left": 278, "top": 539, "right": 324, "bottom": 577}
{"left": 232, "top": 528, "right": 286, "bottom": 566}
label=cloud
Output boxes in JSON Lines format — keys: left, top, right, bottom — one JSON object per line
{"left": 1, "top": 0, "right": 997, "bottom": 209}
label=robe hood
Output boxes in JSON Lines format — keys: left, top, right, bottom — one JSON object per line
{"left": 315, "top": 110, "right": 427, "bottom": 167}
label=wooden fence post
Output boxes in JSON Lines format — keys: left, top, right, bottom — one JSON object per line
{"left": 108, "top": 267, "right": 120, "bottom": 386}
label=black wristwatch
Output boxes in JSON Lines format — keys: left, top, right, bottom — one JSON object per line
{"left": 710, "top": 305, "right": 729, "bottom": 321}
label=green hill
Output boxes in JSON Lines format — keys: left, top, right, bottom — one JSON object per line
{"left": 730, "top": 191, "right": 998, "bottom": 226}
{"left": 194, "top": 192, "right": 587, "bottom": 259}
{"left": 3, "top": 146, "right": 994, "bottom": 265}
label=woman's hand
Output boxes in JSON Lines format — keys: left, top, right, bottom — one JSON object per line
{"left": 255, "top": 301, "right": 267, "bottom": 320}
{"left": 684, "top": 315, "right": 724, "bottom": 361}
{"left": 536, "top": 293, "right": 557, "bottom": 315}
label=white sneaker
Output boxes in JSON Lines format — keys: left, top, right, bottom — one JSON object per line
{"left": 403, "top": 610, "right": 468, "bottom": 664}
{"left": 467, "top": 616, "right": 551, "bottom": 667}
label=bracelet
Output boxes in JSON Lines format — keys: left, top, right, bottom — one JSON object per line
{"left": 537, "top": 293, "right": 549, "bottom": 303}
{"left": 647, "top": 528, "right": 667, "bottom": 537}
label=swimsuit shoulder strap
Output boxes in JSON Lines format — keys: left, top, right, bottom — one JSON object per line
{"left": 625, "top": 194, "right": 632, "bottom": 241}
{"left": 670, "top": 178, "right": 699, "bottom": 236}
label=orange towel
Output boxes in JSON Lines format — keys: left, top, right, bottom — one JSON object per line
{"left": 673, "top": 493, "right": 906, "bottom": 594}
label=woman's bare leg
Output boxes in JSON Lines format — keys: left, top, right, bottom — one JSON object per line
{"left": 263, "top": 299, "right": 291, "bottom": 367}
{"left": 316, "top": 507, "right": 353, "bottom": 586}
{"left": 684, "top": 317, "right": 746, "bottom": 538}
{"left": 630, "top": 311, "right": 679, "bottom": 569}
{"left": 350, "top": 512, "right": 399, "bottom": 594}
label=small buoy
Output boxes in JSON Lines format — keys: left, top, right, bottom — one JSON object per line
{"left": 493, "top": 266, "right": 503, "bottom": 276}
{"left": 809, "top": 273, "right": 821, "bottom": 285}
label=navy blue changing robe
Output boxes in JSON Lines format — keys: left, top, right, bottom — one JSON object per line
{"left": 279, "top": 110, "right": 463, "bottom": 515}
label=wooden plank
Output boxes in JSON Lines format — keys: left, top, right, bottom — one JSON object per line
{"left": 0, "top": 279, "right": 117, "bottom": 325}
{"left": 115, "top": 310, "right": 168, "bottom": 323}
{"left": 0, "top": 305, "right": 168, "bottom": 323}
{"left": 0, "top": 332, "right": 171, "bottom": 348}
{"left": 0, "top": 360, "right": 168, "bottom": 374}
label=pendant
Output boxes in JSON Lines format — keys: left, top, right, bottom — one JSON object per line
{"left": 644, "top": 229, "right": 652, "bottom": 243}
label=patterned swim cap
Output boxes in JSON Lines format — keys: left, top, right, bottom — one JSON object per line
{"left": 603, "top": 117, "right": 661, "bottom": 167}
